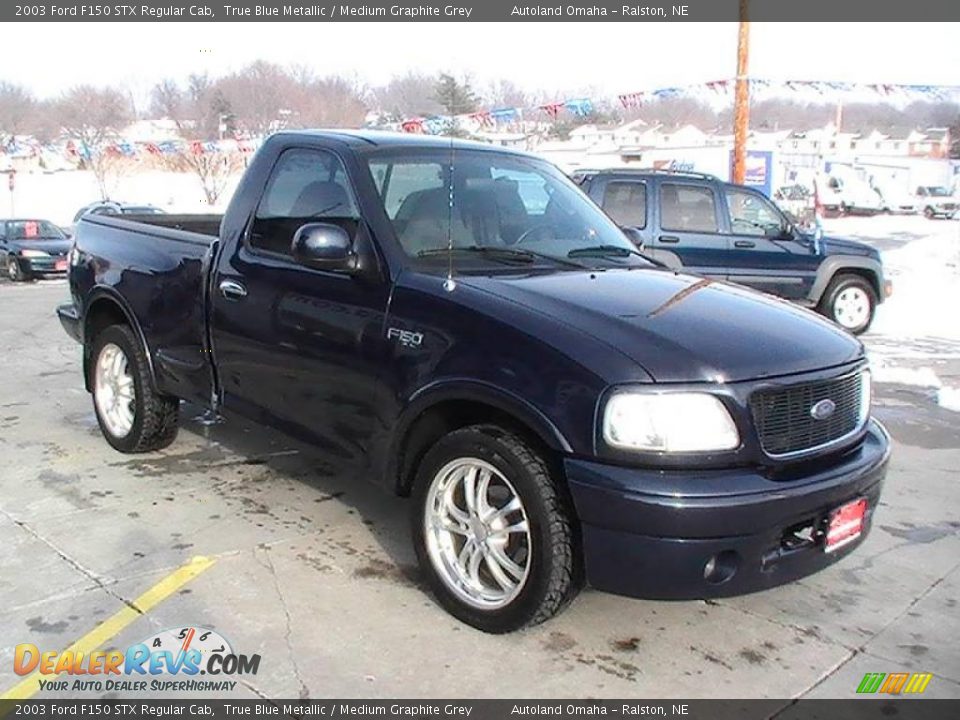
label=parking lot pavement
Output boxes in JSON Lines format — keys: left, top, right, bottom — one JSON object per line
{"left": 1, "top": 280, "right": 958, "bottom": 700}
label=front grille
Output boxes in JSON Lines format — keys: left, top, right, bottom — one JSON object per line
{"left": 751, "top": 372, "right": 864, "bottom": 456}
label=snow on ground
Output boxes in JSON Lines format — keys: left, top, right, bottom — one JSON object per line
{"left": 5, "top": 170, "right": 960, "bottom": 410}
{"left": 4, "top": 167, "right": 242, "bottom": 225}
{"left": 822, "top": 214, "right": 960, "bottom": 411}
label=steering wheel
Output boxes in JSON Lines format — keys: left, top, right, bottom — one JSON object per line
{"left": 513, "top": 223, "right": 554, "bottom": 245}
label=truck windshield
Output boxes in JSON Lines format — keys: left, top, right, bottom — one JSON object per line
{"left": 924, "top": 187, "right": 951, "bottom": 197}
{"left": 366, "top": 148, "right": 650, "bottom": 269}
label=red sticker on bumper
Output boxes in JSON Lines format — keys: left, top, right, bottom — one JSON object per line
{"left": 825, "top": 498, "right": 867, "bottom": 553}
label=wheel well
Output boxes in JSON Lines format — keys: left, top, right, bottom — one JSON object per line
{"left": 82, "top": 299, "right": 132, "bottom": 390}
{"left": 395, "top": 399, "right": 561, "bottom": 497}
{"left": 832, "top": 268, "right": 880, "bottom": 298}
{"left": 85, "top": 299, "right": 129, "bottom": 344}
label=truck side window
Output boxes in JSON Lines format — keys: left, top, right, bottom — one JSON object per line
{"left": 601, "top": 181, "right": 647, "bottom": 228}
{"left": 251, "top": 148, "right": 360, "bottom": 257}
{"left": 660, "top": 183, "right": 718, "bottom": 233}
{"left": 726, "top": 189, "right": 784, "bottom": 236}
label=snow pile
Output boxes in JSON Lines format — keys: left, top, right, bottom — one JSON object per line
{"left": 823, "top": 215, "right": 960, "bottom": 412}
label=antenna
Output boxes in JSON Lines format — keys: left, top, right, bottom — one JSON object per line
{"left": 443, "top": 131, "right": 457, "bottom": 292}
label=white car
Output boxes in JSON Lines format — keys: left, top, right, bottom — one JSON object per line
{"left": 915, "top": 186, "right": 959, "bottom": 219}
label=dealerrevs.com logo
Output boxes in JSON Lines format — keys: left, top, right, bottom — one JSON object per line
{"left": 14, "top": 626, "right": 260, "bottom": 693}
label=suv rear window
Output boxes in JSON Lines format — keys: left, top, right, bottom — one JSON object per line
{"left": 601, "top": 181, "right": 647, "bottom": 228}
{"left": 660, "top": 183, "right": 718, "bottom": 233}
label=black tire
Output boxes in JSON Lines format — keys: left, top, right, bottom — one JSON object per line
{"left": 89, "top": 324, "right": 179, "bottom": 453}
{"left": 411, "top": 424, "right": 581, "bottom": 633}
{"left": 923, "top": 206, "right": 936, "bottom": 220}
{"left": 6, "top": 255, "right": 26, "bottom": 282}
{"left": 818, "top": 273, "right": 878, "bottom": 335}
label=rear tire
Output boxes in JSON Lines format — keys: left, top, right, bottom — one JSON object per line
{"left": 89, "top": 324, "right": 179, "bottom": 453}
{"left": 411, "top": 424, "right": 581, "bottom": 633}
{"left": 818, "top": 273, "right": 877, "bottom": 335}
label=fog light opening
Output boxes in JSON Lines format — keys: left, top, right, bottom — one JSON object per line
{"left": 704, "top": 550, "right": 739, "bottom": 585}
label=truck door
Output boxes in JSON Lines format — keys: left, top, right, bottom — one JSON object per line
{"left": 722, "top": 186, "right": 819, "bottom": 300}
{"left": 210, "top": 146, "right": 389, "bottom": 464}
{"left": 651, "top": 180, "right": 729, "bottom": 279}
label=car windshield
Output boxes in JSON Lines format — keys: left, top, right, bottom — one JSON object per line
{"left": 366, "top": 148, "right": 651, "bottom": 270}
{"left": 6, "top": 220, "right": 65, "bottom": 240}
{"left": 925, "top": 186, "right": 951, "bottom": 197}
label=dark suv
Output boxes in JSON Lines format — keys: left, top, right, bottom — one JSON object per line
{"left": 574, "top": 169, "right": 891, "bottom": 334}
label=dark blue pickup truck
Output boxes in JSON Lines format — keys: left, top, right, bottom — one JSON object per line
{"left": 58, "top": 131, "right": 890, "bottom": 633}
{"left": 573, "top": 169, "right": 892, "bottom": 334}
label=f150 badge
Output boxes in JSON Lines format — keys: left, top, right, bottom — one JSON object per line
{"left": 387, "top": 327, "right": 424, "bottom": 348}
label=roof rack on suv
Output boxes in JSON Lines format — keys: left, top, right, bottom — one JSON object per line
{"left": 571, "top": 167, "right": 720, "bottom": 182}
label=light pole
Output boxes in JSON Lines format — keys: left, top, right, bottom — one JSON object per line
{"left": 732, "top": 0, "right": 751, "bottom": 184}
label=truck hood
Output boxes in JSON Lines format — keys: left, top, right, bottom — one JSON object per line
{"left": 818, "top": 234, "right": 880, "bottom": 259}
{"left": 461, "top": 268, "right": 863, "bottom": 383}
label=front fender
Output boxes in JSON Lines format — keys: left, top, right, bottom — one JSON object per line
{"left": 383, "top": 378, "right": 576, "bottom": 494}
{"left": 808, "top": 255, "right": 884, "bottom": 305}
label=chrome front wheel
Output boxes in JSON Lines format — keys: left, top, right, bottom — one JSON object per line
{"left": 424, "top": 458, "right": 532, "bottom": 610}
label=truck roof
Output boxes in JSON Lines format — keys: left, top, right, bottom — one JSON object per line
{"left": 572, "top": 167, "right": 721, "bottom": 182}
{"left": 271, "top": 129, "right": 531, "bottom": 156}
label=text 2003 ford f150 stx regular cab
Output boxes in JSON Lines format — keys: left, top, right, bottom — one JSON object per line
{"left": 58, "top": 131, "right": 890, "bottom": 633}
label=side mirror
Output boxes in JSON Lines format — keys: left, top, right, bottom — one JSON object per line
{"left": 291, "top": 223, "right": 358, "bottom": 273}
{"left": 621, "top": 226, "right": 645, "bottom": 251}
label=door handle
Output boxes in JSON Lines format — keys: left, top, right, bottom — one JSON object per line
{"left": 659, "top": 235, "right": 680, "bottom": 244}
{"left": 219, "top": 280, "right": 247, "bottom": 300}
{"left": 734, "top": 240, "right": 757, "bottom": 248}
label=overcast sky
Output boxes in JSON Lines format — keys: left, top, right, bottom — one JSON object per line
{"left": 6, "top": 22, "right": 958, "bottom": 106}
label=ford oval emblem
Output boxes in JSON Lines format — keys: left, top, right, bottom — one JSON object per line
{"left": 810, "top": 399, "right": 837, "bottom": 421}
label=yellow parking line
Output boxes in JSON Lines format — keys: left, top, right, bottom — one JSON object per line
{"left": 1, "top": 555, "right": 216, "bottom": 701}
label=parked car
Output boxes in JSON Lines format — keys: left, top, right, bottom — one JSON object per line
{"left": 772, "top": 184, "right": 814, "bottom": 226}
{"left": 72, "top": 201, "right": 165, "bottom": 224}
{"left": 1, "top": 218, "right": 72, "bottom": 281}
{"left": 574, "top": 168, "right": 890, "bottom": 334}
{"left": 58, "top": 131, "right": 889, "bottom": 633}
{"left": 914, "top": 186, "right": 958, "bottom": 219}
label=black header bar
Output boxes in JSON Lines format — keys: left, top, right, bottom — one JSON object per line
{"left": 5, "top": 0, "right": 960, "bottom": 22}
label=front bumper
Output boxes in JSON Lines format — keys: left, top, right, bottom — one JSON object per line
{"left": 565, "top": 419, "right": 890, "bottom": 599}
{"left": 15, "top": 255, "right": 68, "bottom": 276}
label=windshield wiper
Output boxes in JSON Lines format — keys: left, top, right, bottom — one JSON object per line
{"left": 418, "top": 246, "right": 587, "bottom": 269}
{"left": 567, "top": 244, "right": 647, "bottom": 260}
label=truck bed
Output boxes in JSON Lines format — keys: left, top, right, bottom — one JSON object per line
{"left": 90, "top": 213, "right": 223, "bottom": 243}
{"left": 72, "top": 213, "right": 222, "bottom": 406}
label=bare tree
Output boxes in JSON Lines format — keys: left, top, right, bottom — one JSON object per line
{"left": 215, "top": 61, "right": 294, "bottom": 137}
{"left": 0, "top": 81, "right": 37, "bottom": 143}
{"left": 162, "top": 147, "right": 243, "bottom": 206}
{"left": 285, "top": 68, "right": 367, "bottom": 128}
{"left": 372, "top": 72, "right": 444, "bottom": 119}
{"left": 53, "top": 85, "right": 133, "bottom": 198}
{"left": 151, "top": 76, "right": 239, "bottom": 205}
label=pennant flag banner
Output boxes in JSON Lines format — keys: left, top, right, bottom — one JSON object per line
{"left": 564, "top": 98, "right": 594, "bottom": 117}
{"left": 3, "top": 79, "right": 959, "bottom": 160}
{"left": 490, "top": 107, "right": 521, "bottom": 123}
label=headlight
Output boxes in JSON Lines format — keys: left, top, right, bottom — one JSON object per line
{"left": 20, "top": 249, "right": 49, "bottom": 258}
{"left": 859, "top": 369, "right": 872, "bottom": 424}
{"left": 602, "top": 392, "right": 740, "bottom": 453}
